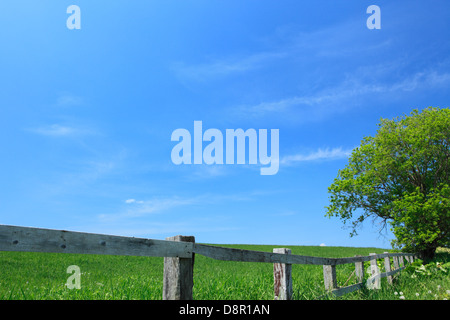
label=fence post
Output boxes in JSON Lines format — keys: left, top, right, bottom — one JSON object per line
{"left": 323, "top": 265, "right": 337, "bottom": 291}
{"left": 368, "top": 253, "right": 380, "bottom": 289}
{"left": 393, "top": 255, "right": 399, "bottom": 270}
{"left": 163, "top": 235, "right": 195, "bottom": 300}
{"left": 384, "top": 252, "right": 393, "bottom": 285}
{"left": 273, "top": 248, "right": 293, "bottom": 300}
{"left": 354, "top": 255, "right": 364, "bottom": 283}
{"left": 399, "top": 255, "right": 404, "bottom": 267}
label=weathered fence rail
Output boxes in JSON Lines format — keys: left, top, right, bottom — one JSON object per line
{"left": 0, "top": 224, "right": 193, "bottom": 258}
{"left": 0, "top": 224, "right": 415, "bottom": 300}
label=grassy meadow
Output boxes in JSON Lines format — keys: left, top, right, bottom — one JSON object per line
{"left": 0, "top": 244, "right": 449, "bottom": 300}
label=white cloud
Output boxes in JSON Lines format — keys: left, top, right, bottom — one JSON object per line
{"left": 30, "top": 124, "right": 77, "bottom": 137}
{"left": 320, "top": 243, "right": 326, "bottom": 247}
{"left": 128, "top": 197, "right": 196, "bottom": 216}
{"left": 99, "top": 190, "right": 270, "bottom": 223}
{"left": 171, "top": 14, "right": 379, "bottom": 83}
{"left": 56, "top": 94, "right": 83, "bottom": 107}
{"left": 231, "top": 67, "right": 450, "bottom": 123}
{"left": 390, "top": 70, "right": 450, "bottom": 92}
{"left": 172, "top": 51, "right": 287, "bottom": 81}
{"left": 27, "top": 123, "right": 97, "bottom": 138}
{"left": 125, "top": 199, "right": 144, "bottom": 204}
{"left": 99, "top": 196, "right": 199, "bottom": 222}
{"left": 281, "top": 147, "right": 353, "bottom": 166}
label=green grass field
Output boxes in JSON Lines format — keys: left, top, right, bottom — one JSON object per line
{"left": 0, "top": 244, "right": 449, "bottom": 300}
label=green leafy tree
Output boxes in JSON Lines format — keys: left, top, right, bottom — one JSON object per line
{"left": 326, "top": 107, "right": 450, "bottom": 262}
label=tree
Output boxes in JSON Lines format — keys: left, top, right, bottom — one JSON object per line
{"left": 326, "top": 107, "right": 450, "bottom": 262}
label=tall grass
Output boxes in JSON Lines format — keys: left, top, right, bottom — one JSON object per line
{"left": 0, "top": 245, "right": 448, "bottom": 300}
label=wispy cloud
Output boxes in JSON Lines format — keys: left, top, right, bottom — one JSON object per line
{"left": 125, "top": 199, "right": 144, "bottom": 204}
{"left": 171, "top": 12, "right": 390, "bottom": 84}
{"left": 281, "top": 147, "right": 353, "bottom": 166}
{"left": 231, "top": 68, "right": 450, "bottom": 121}
{"left": 28, "top": 124, "right": 79, "bottom": 137}
{"left": 123, "top": 197, "right": 197, "bottom": 218}
{"left": 170, "top": 11, "right": 450, "bottom": 122}
{"left": 231, "top": 88, "right": 360, "bottom": 118}
{"left": 27, "top": 123, "right": 96, "bottom": 137}
{"left": 99, "top": 195, "right": 212, "bottom": 222}
{"left": 172, "top": 51, "right": 287, "bottom": 81}
{"left": 56, "top": 94, "right": 83, "bottom": 107}
{"left": 389, "top": 70, "right": 450, "bottom": 92}
{"left": 99, "top": 190, "right": 270, "bottom": 223}
{"left": 36, "top": 159, "right": 118, "bottom": 198}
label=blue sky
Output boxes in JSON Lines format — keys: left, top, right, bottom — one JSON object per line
{"left": 1, "top": 0, "right": 449, "bottom": 248}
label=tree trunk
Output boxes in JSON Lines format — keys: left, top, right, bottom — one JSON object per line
{"left": 418, "top": 246, "right": 436, "bottom": 263}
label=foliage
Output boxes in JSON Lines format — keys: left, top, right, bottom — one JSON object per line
{"left": 404, "top": 259, "right": 450, "bottom": 278}
{"left": 325, "top": 107, "right": 450, "bottom": 260}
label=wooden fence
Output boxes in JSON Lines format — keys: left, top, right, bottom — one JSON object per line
{"left": 0, "top": 224, "right": 416, "bottom": 299}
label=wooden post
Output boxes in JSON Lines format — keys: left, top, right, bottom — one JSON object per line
{"left": 273, "top": 248, "right": 293, "bottom": 300}
{"left": 354, "top": 255, "right": 364, "bottom": 283}
{"left": 392, "top": 255, "right": 399, "bottom": 270}
{"left": 163, "top": 235, "right": 195, "bottom": 300}
{"left": 323, "top": 265, "right": 337, "bottom": 291}
{"left": 368, "top": 253, "right": 380, "bottom": 289}
{"left": 399, "top": 255, "right": 404, "bottom": 267}
{"left": 384, "top": 252, "right": 393, "bottom": 285}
